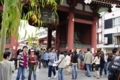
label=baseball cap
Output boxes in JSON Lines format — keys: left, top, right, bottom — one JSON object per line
{"left": 30, "top": 49, "right": 34, "bottom": 52}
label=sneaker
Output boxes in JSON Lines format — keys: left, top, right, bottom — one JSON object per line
{"left": 48, "top": 77, "right": 50, "bottom": 80}
{"left": 54, "top": 76, "right": 57, "bottom": 78}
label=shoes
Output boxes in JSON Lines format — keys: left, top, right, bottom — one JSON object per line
{"left": 97, "top": 77, "right": 100, "bottom": 79}
{"left": 48, "top": 77, "right": 50, "bottom": 80}
{"left": 87, "top": 76, "right": 91, "bottom": 77}
{"left": 100, "top": 76, "right": 103, "bottom": 78}
{"left": 54, "top": 75, "right": 57, "bottom": 78}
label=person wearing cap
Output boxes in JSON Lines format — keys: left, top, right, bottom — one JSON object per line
{"left": 16, "top": 46, "right": 28, "bottom": 80}
{"left": 28, "top": 49, "right": 38, "bottom": 80}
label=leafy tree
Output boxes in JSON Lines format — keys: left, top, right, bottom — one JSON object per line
{"left": 0, "top": 0, "right": 61, "bottom": 60}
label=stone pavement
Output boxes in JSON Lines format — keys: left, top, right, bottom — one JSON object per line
{"left": 12, "top": 67, "right": 107, "bottom": 80}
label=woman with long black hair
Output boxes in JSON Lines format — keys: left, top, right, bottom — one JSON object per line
{"left": 100, "top": 51, "right": 105, "bottom": 78}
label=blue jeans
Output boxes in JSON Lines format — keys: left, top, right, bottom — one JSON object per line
{"left": 100, "top": 68, "right": 104, "bottom": 76}
{"left": 28, "top": 65, "right": 36, "bottom": 80}
{"left": 58, "top": 68, "right": 63, "bottom": 80}
{"left": 72, "top": 63, "right": 77, "bottom": 79}
{"left": 48, "top": 65, "right": 56, "bottom": 77}
{"left": 16, "top": 66, "right": 25, "bottom": 80}
{"left": 86, "top": 64, "right": 91, "bottom": 76}
{"left": 104, "top": 62, "right": 107, "bottom": 74}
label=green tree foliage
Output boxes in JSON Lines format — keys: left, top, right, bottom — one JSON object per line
{"left": 0, "top": 0, "right": 61, "bottom": 60}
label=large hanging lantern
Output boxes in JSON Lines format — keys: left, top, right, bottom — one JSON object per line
{"left": 28, "top": 8, "right": 59, "bottom": 27}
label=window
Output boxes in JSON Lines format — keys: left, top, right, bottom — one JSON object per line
{"left": 44, "top": 40, "right": 47, "bottom": 43}
{"left": 115, "top": 36, "right": 120, "bottom": 45}
{"left": 105, "top": 19, "right": 112, "bottom": 29}
{"left": 104, "top": 34, "right": 113, "bottom": 44}
{"left": 97, "top": 33, "right": 99, "bottom": 44}
{"left": 113, "top": 17, "right": 120, "bottom": 27}
{"left": 97, "top": 33, "right": 102, "bottom": 44}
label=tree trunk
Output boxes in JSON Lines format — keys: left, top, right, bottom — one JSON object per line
{"left": 0, "top": 26, "right": 7, "bottom": 61}
{"left": 0, "top": 3, "right": 7, "bottom": 61}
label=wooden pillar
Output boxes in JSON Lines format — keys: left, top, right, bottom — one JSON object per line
{"left": 47, "top": 28, "right": 52, "bottom": 49}
{"left": 91, "top": 17, "right": 97, "bottom": 53}
{"left": 67, "top": 12, "right": 74, "bottom": 52}
{"left": 55, "top": 26, "right": 60, "bottom": 50}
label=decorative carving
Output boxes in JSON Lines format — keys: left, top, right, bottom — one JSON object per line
{"left": 90, "top": 4, "right": 101, "bottom": 19}
{"left": 66, "top": 0, "right": 77, "bottom": 11}
{"left": 108, "top": 7, "right": 112, "bottom": 12}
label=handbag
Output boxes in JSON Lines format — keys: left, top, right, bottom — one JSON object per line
{"left": 69, "top": 57, "right": 73, "bottom": 66}
{"left": 53, "top": 58, "right": 64, "bottom": 67}
{"left": 80, "top": 64, "right": 84, "bottom": 70}
{"left": 34, "top": 65, "right": 37, "bottom": 70}
{"left": 69, "top": 62, "right": 72, "bottom": 66}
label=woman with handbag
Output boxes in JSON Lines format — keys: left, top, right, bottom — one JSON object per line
{"left": 92, "top": 52, "right": 100, "bottom": 79}
{"left": 28, "top": 49, "right": 38, "bottom": 80}
{"left": 54, "top": 52, "right": 65, "bottom": 80}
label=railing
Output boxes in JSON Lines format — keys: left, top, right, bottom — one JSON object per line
{"left": 59, "top": 43, "right": 91, "bottom": 48}
{"left": 74, "top": 44, "right": 91, "bottom": 48}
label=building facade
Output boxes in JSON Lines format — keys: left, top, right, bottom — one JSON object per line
{"left": 97, "top": 10, "right": 120, "bottom": 53}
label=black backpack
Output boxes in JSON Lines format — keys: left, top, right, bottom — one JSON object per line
{"left": 108, "top": 58, "right": 120, "bottom": 80}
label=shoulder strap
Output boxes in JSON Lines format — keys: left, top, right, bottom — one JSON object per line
{"left": 58, "top": 58, "right": 64, "bottom": 66}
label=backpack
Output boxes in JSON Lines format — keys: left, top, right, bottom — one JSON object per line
{"left": 80, "top": 55, "right": 84, "bottom": 61}
{"left": 108, "top": 58, "right": 120, "bottom": 80}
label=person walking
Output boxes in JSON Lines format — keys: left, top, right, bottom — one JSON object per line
{"left": 28, "top": 49, "right": 38, "bottom": 80}
{"left": 48, "top": 47, "right": 58, "bottom": 79}
{"left": 44, "top": 50, "right": 49, "bottom": 67}
{"left": 71, "top": 51, "right": 78, "bottom": 80}
{"left": 92, "top": 52, "right": 100, "bottom": 79}
{"left": 65, "top": 53, "right": 71, "bottom": 75}
{"left": 104, "top": 53, "right": 108, "bottom": 75}
{"left": 108, "top": 48, "right": 120, "bottom": 80}
{"left": 99, "top": 51, "right": 105, "bottom": 78}
{"left": 16, "top": 46, "right": 28, "bottom": 80}
{"left": 0, "top": 51, "right": 15, "bottom": 80}
{"left": 77, "top": 50, "right": 82, "bottom": 69}
{"left": 39, "top": 48, "right": 45, "bottom": 68}
{"left": 84, "top": 48, "right": 92, "bottom": 77}
{"left": 54, "top": 52, "right": 65, "bottom": 80}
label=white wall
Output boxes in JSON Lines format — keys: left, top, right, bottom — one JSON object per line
{"left": 104, "top": 27, "right": 120, "bottom": 34}
{"left": 105, "top": 10, "right": 120, "bottom": 20}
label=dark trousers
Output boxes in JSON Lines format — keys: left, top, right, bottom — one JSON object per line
{"left": 48, "top": 65, "right": 56, "bottom": 77}
{"left": 100, "top": 67, "right": 104, "bottom": 76}
{"left": 91, "top": 63, "right": 95, "bottom": 71}
{"left": 44, "top": 60, "right": 49, "bottom": 67}
{"left": 39, "top": 59, "right": 45, "bottom": 68}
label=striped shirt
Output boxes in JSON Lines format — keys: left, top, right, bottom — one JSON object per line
{"left": 17, "top": 52, "right": 28, "bottom": 67}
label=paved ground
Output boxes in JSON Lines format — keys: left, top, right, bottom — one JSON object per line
{"left": 12, "top": 67, "right": 107, "bottom": 80}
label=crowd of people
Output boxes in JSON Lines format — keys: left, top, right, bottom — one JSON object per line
{"left": 0, "top": 46, "right": 120, "bottom": 80}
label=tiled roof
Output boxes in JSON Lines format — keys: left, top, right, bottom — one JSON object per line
{"left": 92, "top": 0, "right": 120, "bottom": 7}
